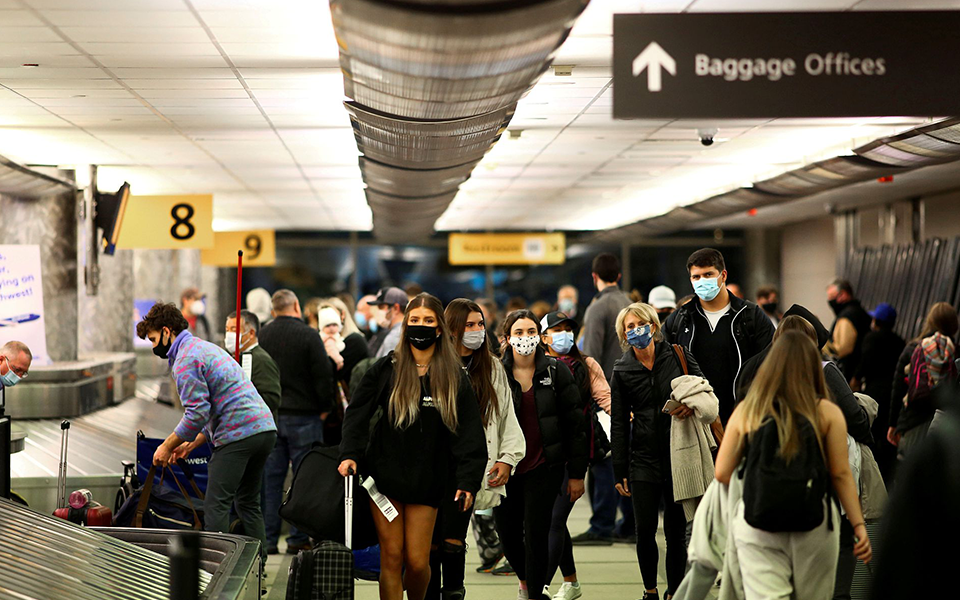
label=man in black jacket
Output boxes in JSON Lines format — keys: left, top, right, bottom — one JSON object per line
{"left": 663, "top": 248, "right": 775, "bottom": 425}
{"left": 259, "top": 289, "right": 335, "bottom": 554}
{"left": 824, "top": 278, "right": 872, "bottom": 383}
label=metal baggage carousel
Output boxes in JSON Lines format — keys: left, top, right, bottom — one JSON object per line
{"left": 0, "top": 498, "right": 261, "bottom": 599}
{"left": 11, "top": 379, "right": 186, "bottom": 514}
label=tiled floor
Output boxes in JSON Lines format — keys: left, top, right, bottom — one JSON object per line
{"left": 264, "top": 498, "right": 719, "bottom": 600}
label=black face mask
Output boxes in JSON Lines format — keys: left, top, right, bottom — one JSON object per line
{"left": 760, "top": 301, "right": 778, "bottom": 315}
{"left": 153, "top": 329, "right": 172, "bottom": 359}
{"left": 828, "top": 299, "right": 844, "bottom": 315}
{"left": 406, "top": 325, "right": 438, "bottom": 351}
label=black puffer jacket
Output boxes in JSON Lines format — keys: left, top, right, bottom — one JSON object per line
{"left": 501, "top": 348, "right": 588, "bottom": 479}
{"left": 611, "top": 343, "right": 704, "bottom": 484}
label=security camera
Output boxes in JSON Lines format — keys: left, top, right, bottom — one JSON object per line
{"left": 697, "top": 128, "right": 718, "bottom": 147}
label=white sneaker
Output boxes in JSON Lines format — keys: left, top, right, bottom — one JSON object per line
{"left": 552, "top": 582, "right": 583, "bottom": 600}
{"left": 517, "top": 586, "right": 529, "bottom": 600}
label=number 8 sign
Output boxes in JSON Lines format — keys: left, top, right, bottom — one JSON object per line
{"left": 116, "top": 195, "right": 213, "bottom": 249}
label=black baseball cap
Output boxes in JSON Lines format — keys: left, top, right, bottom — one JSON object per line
{"left": 540, "top": 311, "right": 578, "bottom": 334}
{"left": 374, "top": 287, "right": 408, "bottom": 310}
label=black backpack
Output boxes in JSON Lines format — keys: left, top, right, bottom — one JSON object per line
{"left": 740, "top": 416, "right": 832, "bottom": 533}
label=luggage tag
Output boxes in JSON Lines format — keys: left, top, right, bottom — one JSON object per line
{"left": 361, "top": 476, "right": 398, "bottom": 522}
{"left": 241, "top": 353, "right": 253, "bottom": 381}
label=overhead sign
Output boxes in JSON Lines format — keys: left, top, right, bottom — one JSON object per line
{"left": 201, "top": 230, "right": 276, "bottom": 267}
{"left": 116, "top": 195, "right": 214, "bottom": 249}
{"left": 448, "top": 233, "right": 565, "bottom": 266}
{"left": 0, "top": 245, "right": 50, "bottom": 366}
{"left": 613, "top": 12, "right": 960, "bottom": 119}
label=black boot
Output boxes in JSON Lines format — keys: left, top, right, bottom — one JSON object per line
{"left": 441, "top": 587, "right": 466, "bottom": 600}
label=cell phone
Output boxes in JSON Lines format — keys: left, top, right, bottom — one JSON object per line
{"left": 457, "top": 494, "right": 468, "bottom": 512}
{"left": 662, "top": 399, "right": 684, "bottom": 414}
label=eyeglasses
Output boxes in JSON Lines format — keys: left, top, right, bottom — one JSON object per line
{"left": 1, "top": 356, "right": 28, "bottom": 379}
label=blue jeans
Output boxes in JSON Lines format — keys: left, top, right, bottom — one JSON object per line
{"left": 587, "top": 456, "right": 617, "bottom": 537}
{"left": 263, "top": 413, "right": 324, "bottom": 548}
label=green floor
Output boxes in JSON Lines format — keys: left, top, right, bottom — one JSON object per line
{"left": 264, "top": 497, "right": 719, "bottom": 600}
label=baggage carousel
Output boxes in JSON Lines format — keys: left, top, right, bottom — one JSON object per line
{"left": 11, "top": 379, "right": 186, "bottom": 514}
{"left": 0, "top": 498, "right": 261, "bottom": 599}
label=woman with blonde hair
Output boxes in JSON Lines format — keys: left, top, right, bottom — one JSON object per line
{"left": 611, "top": 302, "right": 716, "bottom": 600}
{"left": 715, "top": 331, "right": 871, "bottom": 600}
{"left": 339, "top": 293, "right": 487, "bottom": 600}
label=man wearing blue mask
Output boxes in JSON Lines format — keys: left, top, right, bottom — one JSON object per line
{"left": 0, "top": 341, "right": 31, "bottom": 397}
{"left": 662, "top": 248, "right": 774, "bottom": 425}
{"left": 555, "top": 285, "right": 581, "bottom": 323}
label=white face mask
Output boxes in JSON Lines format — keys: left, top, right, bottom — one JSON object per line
{"left": 509, "top": 335, "right": 539, "bottom": 356}
{"left": 462, "top": 329, "right": 486, "bottom": 351}
{"left": 225, "top": 332, "right": 244, "bottom": 354}
{"left": 190, "top": 300, "right": 206, "bottom": 316}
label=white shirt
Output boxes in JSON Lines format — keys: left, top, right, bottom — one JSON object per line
{"left": 703, "top": 303, "right": 732, "bottom": 332}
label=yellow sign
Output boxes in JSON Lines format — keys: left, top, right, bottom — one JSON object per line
{"left": 116, "top": 195, "right": 214, "bottom": 249}
{"left": 201, "top": 230, "right": 276, "bottom": 267}
{"left": 448, "top": 233, "right": 566, "bottom": 266}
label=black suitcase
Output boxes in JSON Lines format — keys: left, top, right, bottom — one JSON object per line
{"left": 285, "top": 475, "right": 357, "bottom": 600}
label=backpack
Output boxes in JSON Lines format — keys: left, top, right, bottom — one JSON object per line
{"left": 740, "top": 416, "right": 832, "bottom": 533}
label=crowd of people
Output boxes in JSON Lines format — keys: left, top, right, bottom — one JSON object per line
{"left": 116, "top": 245, "right": 960, "bottom": 600}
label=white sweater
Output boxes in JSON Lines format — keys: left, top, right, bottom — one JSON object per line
{"left": 670, "top": 375, "right": 720, "bottom": 521}
{"left": 474, "top": 361, "right": 527, "bottom": 511}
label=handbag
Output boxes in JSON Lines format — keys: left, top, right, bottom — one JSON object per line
{"left": 137, "top": 431, "right": 210, "bottom": 500}
{"left": 671, "top": 344, "right": 724, "bottom": 446}
{"left": 114, "top": 464, "right": 204, "bottom": 530}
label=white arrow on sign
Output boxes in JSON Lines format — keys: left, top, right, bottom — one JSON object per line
{"left": 632, "top": 41, "right": 676, "bottom": 92}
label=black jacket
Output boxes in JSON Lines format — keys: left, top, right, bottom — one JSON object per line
{"left": 737, "top": 347, "right": 874, "bottom": 445}
{"left": 663, "top": 293, "right": 775, "bottom": 421}
{"left": 259, "top": 316, "right": 335, "bottom": 415}
{"left": 889, "top": 340, "right": 936, "bottom": 434}
{"left": 339, "top": 354, "right": 487, "bottom": 506}
{"left": 830, "top": 299, "right": 873, "bottom": 381}
{"left": 857, "top": 328, "right": 905, "bottom": 432}
{"left": 339, "top": 332, "right": 370, "bottom": 387}
{"left": 611, "top": 344, "right": 703, "bottom": 484}
{"left": 501, "top": 348, "right": 589, "bottom": 479}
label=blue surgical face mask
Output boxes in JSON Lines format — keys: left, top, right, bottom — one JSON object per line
{"left": 693, "top": 276, "right": 722, "bottom": 302}
{"left": 558, "top": 298, "right": 576, "bottom": 314}
{"left": 549, "top": 331, "right": 575, "bottom": 355}
{"left": 354, "top": 311, "right": 368, "bottom": 329}
{"left": 626, "top": 324, "right": 653, "bottom": 350}
{"left": 1, "top": 359, "right": 21, "bottom": 387}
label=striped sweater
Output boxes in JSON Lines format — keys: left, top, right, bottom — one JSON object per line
{"left": 168, "top": 331, "right": 277, "bottom": 447}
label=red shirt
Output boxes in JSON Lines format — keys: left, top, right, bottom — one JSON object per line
{"left": 516, "top": 387, "right": 545, "bottom": 475}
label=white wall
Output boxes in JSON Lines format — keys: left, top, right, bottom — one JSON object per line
{"left": 922, "top": 190, "right": 960, "bottom": 240}
{"left": 781, "top": 215, "right": 836, "bottom": 327}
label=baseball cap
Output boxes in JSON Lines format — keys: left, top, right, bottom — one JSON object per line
{"left": 374, "top": 287, "right": 408, "bottom": 310}
{"left": 540, "top": 311, "right": 578, "bottom": 334}
{"left": 648, "top": 285, "right": 676, "bottom": 310}
{"left": 869, "top": 303, "right": 897, "bottom": 325}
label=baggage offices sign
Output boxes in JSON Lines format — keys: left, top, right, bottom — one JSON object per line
{"left": 613, "top": 12, "right": 960, "bottom": 119}
{"left": 115, "top": 194, "right": 214, "bottom": 249}
{"left": 201, "top": 230, "right": 276, "bottom": 267}
{"left": 448, "top": 233, "right": 565, "bottom": 265}
{"left": 0, "top": 245, "right": 50, "bottom": 366}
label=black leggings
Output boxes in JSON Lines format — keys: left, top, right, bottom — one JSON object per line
{"left": 426, "top": 490, "right": 473, "bottom": 599}
{"left": 546, "top": 473, "right": 576, "bottom": 585}
{"left": 631, "top": 480, "right": 687, "bottom": 596}
{"left": 495, "top": 464, "right": 564, "bottom": 600}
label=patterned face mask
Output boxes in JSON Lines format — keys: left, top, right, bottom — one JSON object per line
{"left": 509, "top": 335, "right": 539, "bottom": 356}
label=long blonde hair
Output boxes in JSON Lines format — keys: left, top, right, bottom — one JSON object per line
{"left": 389, "top": 293, "right": 462, "bottom": 432}
{"left": 740, "top": 331, "right": 828, "bottom": 461}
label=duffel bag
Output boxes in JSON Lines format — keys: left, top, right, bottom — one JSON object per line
{"left": 115, "top": 464, "right": 204, "bottom": 530}
{"left": 137, "top": 431, "right": 210, "bottom": 500}
{"left": 279, "top": 445, "right": 378, "bottom": 549}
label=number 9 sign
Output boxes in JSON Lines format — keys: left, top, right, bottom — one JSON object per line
{"left": 201, "top": 230, "right": 276, "bottom": 267}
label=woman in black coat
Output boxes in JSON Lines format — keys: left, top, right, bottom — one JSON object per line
{"left": 611, "top": 303, "right": 705, "bottom": 600}
{"left": 496, "top": 309, "right": 588, "bottom": 600}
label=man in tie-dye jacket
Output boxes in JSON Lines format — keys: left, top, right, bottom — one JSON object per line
{"left": 137, "top": 302, "right": 277, "bottom": 556}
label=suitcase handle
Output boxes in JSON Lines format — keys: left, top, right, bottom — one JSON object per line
{"left": 135, "top": 465, "right": 203, "bottom": 530}
{"left": 56, "top": 420, "right": 71, "bottom": 510}
{"left": 345, "top": 474, "right": 353, "bottom": 550}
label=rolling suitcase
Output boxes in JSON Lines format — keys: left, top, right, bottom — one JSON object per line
{"left": 52, "top": 420, "right": 114, "bottom": 526}
{"left": 286, "top": 474, "right": 357, "bottom": 600}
